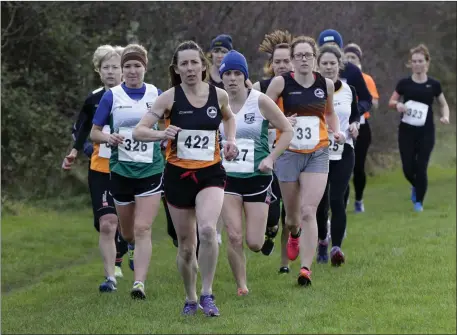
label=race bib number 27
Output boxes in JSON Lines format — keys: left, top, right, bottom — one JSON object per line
{"left": 222, "top": 138, "right": 255, "bottom": 173}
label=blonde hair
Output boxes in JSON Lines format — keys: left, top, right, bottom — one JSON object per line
{"left": 259, "top": 30, "right": 293, "bottom": 77}
{"left": 113, "top": 45, "right": 125, "bottom": 56}
{"left": 406, "top": 43, "right": 431, "bottom": 69}
{"left": 92, "top": 45, "right": 120, "bottom": 73}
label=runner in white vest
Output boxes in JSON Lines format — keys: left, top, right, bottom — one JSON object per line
{"left": 218, "top": 50, "right": 293, "bottom": 296}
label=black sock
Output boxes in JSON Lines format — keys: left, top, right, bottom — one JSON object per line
{"left": 291, "top": 228, "right": 301, "bottom": 239}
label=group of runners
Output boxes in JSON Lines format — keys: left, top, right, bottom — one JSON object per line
{"left": 62, "top": 28, "right": 450, "bottom": 316}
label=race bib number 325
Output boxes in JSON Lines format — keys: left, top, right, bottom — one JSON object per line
{"left": 118, "top": 127, "right": 153, "bottom": 163}
{"left": 289, "top": 116, "right": 320, "bottom": 150}
{"left": 177, "top": 129, "right": 216, "bottom": 161}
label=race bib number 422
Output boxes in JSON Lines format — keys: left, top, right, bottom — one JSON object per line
{"left": 289, "top": 116, "right": 320, "bottom": 150}
{"left": 177, "top": 129, "right": 216, "bottom": 161}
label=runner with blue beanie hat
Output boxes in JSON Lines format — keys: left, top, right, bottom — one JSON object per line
{"left": 219, "top": 50, "right": 249, "bottom": 80}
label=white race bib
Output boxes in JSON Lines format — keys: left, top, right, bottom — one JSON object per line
{"left": 402, "top": 100, "right": 428, "bottom": 127}
{"left": 290, "top": 116, "right": 320, "bottom": 150}
{"left": 98, "top": 125, "right": 112, "bottom": 158}
{"left": 118, "top": 127, "right": 154, "bottom": 163}
{"left": 328, "top": 132, "right": 344, "bottom": 161}
{"left": 177, "top": 129, "right": 216, "bottom": 161}
{"left": 360, "top": 115, "right": 366, "bottom": 125}
{"left": 268, "top": 129, "right": 277, "bottom": 151}
{"left": 222, "top": 138, "right": 255, "bottom": 173}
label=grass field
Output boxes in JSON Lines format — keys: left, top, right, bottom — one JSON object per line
{"left": 2, "top": 166, "right": 456, "bottom": 334}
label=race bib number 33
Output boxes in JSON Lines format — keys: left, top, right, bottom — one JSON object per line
{"left": 402, "top": 100, "right": 428, "bottom": 127}
{"left": 290, "top": 116, "right": 320, "bottom": 150}
{"left": 118, "top": 127, "right": 153, "bottom": 163}
{"left": 222, "top": 138, "right": 255, "bottom": 173}
{"left": 177, "top": 129, "right": 216, "bottom": 161}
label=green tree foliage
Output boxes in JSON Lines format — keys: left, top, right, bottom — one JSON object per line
{"left": 1, "top": 1, "right": 455, "bottom": 199}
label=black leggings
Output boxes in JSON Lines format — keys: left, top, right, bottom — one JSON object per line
{"left": 345, "top": 122, "right": 371, "bottom": 203}
{"left": 317, "top": 144, "right": 355, "bottom": 248}
{"left": 163, "top": 197, "right": 201, "bottom": 255}
{"left": 265, "top": 173, "right": 282, "bottom": 237}
{"left": 398, "top": 123, "right": 435, "bottom": 203}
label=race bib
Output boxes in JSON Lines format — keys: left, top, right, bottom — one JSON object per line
{"left": 268, "top": 129, "right": 277, "bottom": 151}
{"left": 222, "top": 138, "right": 255, "bottom": 173}
{"left": 328, "top": 132, "right": 344, "bottom": 161}
{"left": 98, "top": 125, "right": 112, "bottom": 158}
{"left": 290, "top": 116, "right": 320, "bottom": 150}
{"left": 177, "top": 129, "right": 216, "bottom": 161}
{"left": 402, "top": 100, "right": 428, "bottom": 127}
{"left": 118, "top": 127, "right": 154, "bottom": 163}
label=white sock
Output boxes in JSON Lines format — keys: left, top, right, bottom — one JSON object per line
{"left": 107, "top": 276, "right": 117, "bottom": 284}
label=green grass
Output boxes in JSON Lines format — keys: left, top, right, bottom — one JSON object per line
{"left": 2, "top": 166, "right": 456, "bottom": 334}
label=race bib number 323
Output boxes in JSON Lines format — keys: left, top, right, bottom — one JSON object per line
{"left": 177, "top": 129, "right": 216, "bottom": 161}
{"left": 402, "top": 100, "right": 428, "bottom": 127}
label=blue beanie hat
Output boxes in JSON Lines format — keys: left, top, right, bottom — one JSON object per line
{"left": 318, "top": 29, "right": 343, "bottom": 48}
{"left": 210, "top": 34, "right": 233, "bottom": 51}
{"left": 219, "top": 50, "right": 249, "bottom": 79}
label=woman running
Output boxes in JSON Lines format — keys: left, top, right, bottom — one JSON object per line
{"left": 315, "top": 45, "right": 360, "bottom": 266}
{"left": 266, "top": 36, "right": 345, "bottom": 286}
{"left": 61, "top": 45, "right": 129, "bottom": 289}
{"left": 252, "top": 29, "right": 294, "bottom": 273}
{"left": 343, "top": 43, "right": 380, "bottom": 213}
{"left": 388, "top": 44, "right": 450, "bottom": 212}
{"left": 208, "top": 34, "right": 232, "bottom": 90}
{"left": 134, "top": 40, "right": 237, "bottom": 316}
{"left": 91, "top": 44, "right": 164, "bottom": 299}
{"left": 218, "top": 50, "right": 293, "bottom": 295}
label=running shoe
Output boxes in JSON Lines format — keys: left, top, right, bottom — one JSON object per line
{"left": 287, "top": 231, "right": 300, "bottom": 261}
{"left": 297, "top": 267, "right": 312, "bottom": 286}
{"left": 278, "top": 266, "right": 290, "bottom": 274}
{"left": 316, "top": 241, "right": 329, "bottom": 264}
{"left": 261, "top": 236, "right": 275, "bottom": 256}
{"left": 182, "top": 301, "right": 198, "bottom": 316}
{"left": 130, "top": 281, "right": 146, "bottom": 300}
{"left": 237, "top": 288, "right": 249, "bottom": 296}
{"left": 354, "top": 200, "right": 365, "bottom": 213}
{"left": 99, "top": 278, "right": 117, "bottom": 292}
{"left": 414, "top": 202, "right": 423, "bottom": 212}
{"left": 114, "top": 265, "right": 123, "bottom": 278}
{"left": 128, "top": 244, "right": 135, "bottom": 271}
{"left": 330, "top": 246, "right": 345, "bottom": 267}
{"left": 199, "top": 294, "right": 220, "bottom": 317}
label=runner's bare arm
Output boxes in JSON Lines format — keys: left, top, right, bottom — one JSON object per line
{"left": 217, "top": 88, "right": 236, "bottom": 142}
{"left": 133, "top": 89, "right": 175, "bottom": 142}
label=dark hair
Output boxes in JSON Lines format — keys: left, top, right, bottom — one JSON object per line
{"left": 317, "top": 44, "right": 345, "bottom": 71}
{"left": 290, "top": 35, "right": 318, "bottom": 58}
{"left": 169, "top": 41, "right": 210, "bottom": 87}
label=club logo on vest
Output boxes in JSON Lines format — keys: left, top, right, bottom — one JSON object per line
{"left": 244, "top": 113, "right": 255, "bottom": 124}
{"left": 207, "top": 106, "right": 218, "bottom": 118}
{"left": 314, "top": 88, "right": 325, "bottom": 99}
{"left": 146, "top": 102, "right": 154, "bottom": 108}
